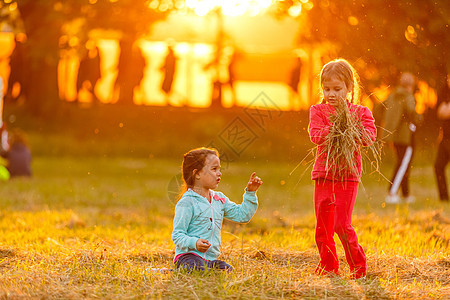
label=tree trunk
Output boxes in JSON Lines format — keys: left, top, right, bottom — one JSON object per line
{"left": 17, "top": 1, "right": 61, "bottom": 116}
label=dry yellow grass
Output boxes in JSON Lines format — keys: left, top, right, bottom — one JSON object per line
{"left": 324, "top": 101, "right": 382, "bottom": 180}
{"left": 0, "top": 157, "right": 448, "bottom": 299}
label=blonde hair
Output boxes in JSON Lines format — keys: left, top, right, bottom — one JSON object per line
{"left": 319, "top": 58, "right": 361, "bottom": 104}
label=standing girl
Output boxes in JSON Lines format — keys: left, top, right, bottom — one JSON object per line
{"left": 172, "top": 147, "right": 262, "bottom": 272}
{"left": 308, "top": 59, "right": 377, "bottom": 279}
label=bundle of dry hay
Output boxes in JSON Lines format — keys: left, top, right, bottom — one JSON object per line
{"left": 323, "top": 101, "right": 382, "bottom": 179}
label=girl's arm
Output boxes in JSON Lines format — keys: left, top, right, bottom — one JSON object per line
{"left": 359, "top": 106, "right": 377, "bottom": 146}
{"left": 223, "top": 191, "right": 258, "bottom": 223}
{"left": 172, "top": 199, "right": 199, "bottom": 252}
{"left": 308, "top": 105, "right": 331, "bottom": 145}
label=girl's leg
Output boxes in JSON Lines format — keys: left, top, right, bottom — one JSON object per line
{"left": 334, "top": 181, "right": 367, "bottom": 279}
{"left": 314, "top": 180, "right": 339, "bottom": 276}
{"left": 208, "top": 259, "right": 234, "bottom": 272}
{"left": 175, "top": 253, "right": 207, "bottom": 272}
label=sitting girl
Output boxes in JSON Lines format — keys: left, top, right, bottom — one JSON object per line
{"left": 172, "top": 147, "right": 262, "bottom": 272}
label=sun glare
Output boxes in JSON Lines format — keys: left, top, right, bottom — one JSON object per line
{"left": 186, "top": 0, "right": 274, "bottom": 17}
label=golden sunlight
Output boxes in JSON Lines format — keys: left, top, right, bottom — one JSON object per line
{"left": 186, "top": 0, "right": 274, "bottom": 17}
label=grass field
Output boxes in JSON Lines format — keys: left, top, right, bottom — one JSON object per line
{"left": 0, "top": 154, "right": 448, "bottom": 299}
{"left": 0, "top": 104, "right": 448, "bottom": 298}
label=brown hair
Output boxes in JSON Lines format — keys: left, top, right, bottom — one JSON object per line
{"left": 179, "top": 147, "right": 219, "bottom": 198}
{"left": 319, "top": 58, "right": 361, "bottom": 104}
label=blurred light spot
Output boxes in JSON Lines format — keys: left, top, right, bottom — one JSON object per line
{"left": 176, "top": 43, "right": 190, "bottom": 54}
{"left": 68, "top": 36, "right": 79, "bottom": 47}
{"left": 193, "top": 43, "right": 210, "bottom": 56}
{"left": 59, "top": 35, "right": 69, "bottom": 47}
{"left": 110, "top": 0, "right": 118, "bottom": 3}
{"left": 415, "top": 81, "right": 437, "bottom": 113}
{"left": 288, "top": 5, "right": 302, "bottom": 17}
{"left": 348, "top": 16, "right": 358, "bottom": 26}
{"left": 175, "top": 1, "right": 185, "bottom": 9}
{"left": 280, "top": 180, "right": 286, "bottom": 185}
{"left": 149, "top": 0, "right": 159, "bottom": 9}
{"left": 194, "top": 6, "right": 209, "bottom": 16}
{"left": 159, "top": 3, "right": 169, "bottom": 11}
{"left": 119, "top": 122, "right": 124, "bottom": 128}
{"left": 185, "top": 0, "right": 197, "bottom": 9}
{"left": 8, "top": 2, "right": 17, "bottom": 11}
{"left": 4, "top": 0, "right": 12, "bottom": 4}
{"left": 89, "top": 0, "right": 98, "bottom": 4}
{"left": 188, "top": 0, "right": 273, "bottom": 16}
{"left": 304, "top": 2, "right": 313, "bottom": 10}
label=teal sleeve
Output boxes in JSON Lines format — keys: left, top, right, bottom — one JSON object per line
{"left": 172, "top": 200, "right": 198, "bottom": 251}
{"left": 223, "top": 190, "right": 258, "bottom": 223}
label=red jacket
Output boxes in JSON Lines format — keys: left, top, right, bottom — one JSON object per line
{"left": 308, "top": 102, "right": 377, "bottom": 182}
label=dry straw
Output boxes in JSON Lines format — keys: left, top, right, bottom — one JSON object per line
{"left": 322, "top": 100, "right": 382, "bottom": 180}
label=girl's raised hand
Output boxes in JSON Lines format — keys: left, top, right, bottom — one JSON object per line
{"left": 246, "top": 172, "right": 263, "bottom": 192}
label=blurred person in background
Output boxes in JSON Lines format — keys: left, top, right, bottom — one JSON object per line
{"left": 115, "top": 39, "right": 146, "bottom": 105}
{"left": 6, "top": 35, "right": 27, "bottom": 103}
{"left": 161, "top": 43, "right": 177, "bottom": 106}
{"left": 1, "top": 128, "right": 32, "bottom": 178}
{"left": 76, "top": 43, "right": 101, "bottom": 104}
{"left": 383, "top": 72, "right": 422, "bottom": 204}
{"left": 434, "top": 73, "right": 450, "bottom": 202}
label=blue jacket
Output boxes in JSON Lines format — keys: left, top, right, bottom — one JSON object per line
{"left": 172, "top": 189, "right": 258, "bottom": 261}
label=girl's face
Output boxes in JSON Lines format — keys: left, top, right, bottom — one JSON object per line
{"left": 195, "top": 154, "right": 221, "bottom": 190}
{"left": 322, "top": 76, "right": 350, "bottom": 107}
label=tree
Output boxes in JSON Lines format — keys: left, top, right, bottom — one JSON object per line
{"left": 276, "top": 0, "right": 450, "bottom": 92}
{"left": 2, "top": 0, "right": 173, "bottom": 115}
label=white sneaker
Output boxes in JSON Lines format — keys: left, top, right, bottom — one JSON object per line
{"left": 404, "top": 195, "right": 415, "bottom": 203}
{"left": 385, "top": 194, "right": 401, "bottom": 204}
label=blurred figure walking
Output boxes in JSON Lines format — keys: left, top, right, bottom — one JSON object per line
{"left": 77, "top": 43, "right": 101, "bottom": 104}
{"left": 434, "top": 73, "right": 450, "bottom": 202}
{"left": 222, "top": 47, "right": 238, "bottom": 107}
{"left": 115, "top": 39, "right": 146, "bottom": 105}
{"left": 383, "top": 73, "right": 422, "bottom": 204}
{"left": 161, "top": 44, "right": 177, "bottom": 106}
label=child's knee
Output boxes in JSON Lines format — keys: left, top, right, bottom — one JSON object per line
{"left": 211, "top": 260, "right": 234, "bottom": 272}
{"left": 175, "top": 254, "right": 207, "bottom": 272}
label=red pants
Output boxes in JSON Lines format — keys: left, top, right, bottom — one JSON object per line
{"left": 314, "top": 180, "right": 366, "bottom": 278}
